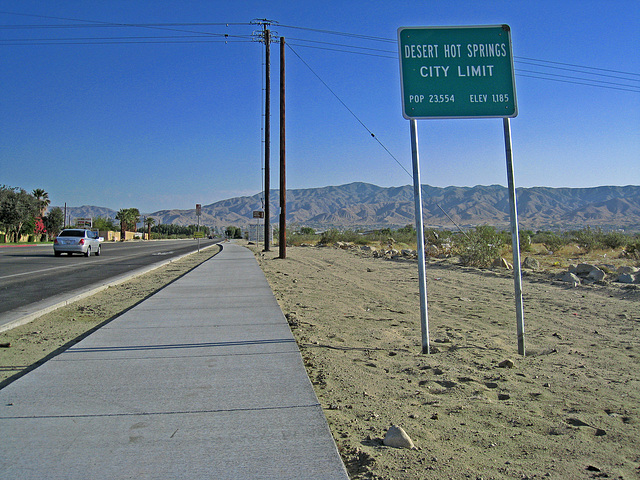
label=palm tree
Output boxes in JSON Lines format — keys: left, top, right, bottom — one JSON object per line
{"left": 144, "top": 217, "right": 156, "bottom": 240}
{"left": 115, "top": 208, "right": 141, "bottom": 240}
{"left": 115, "top": 209, "right": 127, "bottom": 240}
{"left": 32, "top": 188, "right": 50, "bottom": 217}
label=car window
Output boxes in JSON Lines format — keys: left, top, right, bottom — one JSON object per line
{"left": 59, "top": 230, "right": 83, "bottom": 237}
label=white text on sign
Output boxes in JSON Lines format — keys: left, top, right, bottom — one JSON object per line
{"left": 403, "top": 43, "right": 508, "bottom": 59}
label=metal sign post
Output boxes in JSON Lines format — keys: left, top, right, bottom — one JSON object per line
{"left": 410, "top": 119, "right": 430, "bottom": 354}
{"left": 253, "top": 211, "right": 265, "bottom": 246}
{"left": 399, "top": 25, "right": 524, "bottom": 355}
{"left": 196, "top": 203, "right": 201, "bottom": 253}
{"left": 503, "top": 118, "right": 525, "bottom": 355}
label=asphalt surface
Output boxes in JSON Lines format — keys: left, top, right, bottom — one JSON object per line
{"left": 0, "top": 238, "right": 220, "bottom": 331}
{"left": 0, "top": 242, "right": 349, "bottom": 479}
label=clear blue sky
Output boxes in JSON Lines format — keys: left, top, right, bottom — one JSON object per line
{"left": 2, "top": 0, "right": 639, "bottom": 213}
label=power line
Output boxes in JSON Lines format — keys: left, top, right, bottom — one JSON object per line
{"left": 0, "top": 10, "right": 251, "bottom": 28}
{"left": 277, "top": 23, "right": 396, "bottom": 44}
{"left": 286, "top": 41, "right": 397, "bottom": 59}
{"left": 515, "top": 72, "right": 640, "bottom": 93}
{"left": 2, "top": 38, "right": 252, "bottom": 46}
{"left": 2, "top": 12, "right": 638, "bottom": 94}
{"left": 0, "top": 33, "right": 253, "bottom": 45}
{"left": 515, "top": 68, "right": 640, "bottom": 91}
{"left": 516, "top": 55, "right": 640, "bottom": 78}
{"left": 287, "top": 43, "right": 412, "bottom": 178}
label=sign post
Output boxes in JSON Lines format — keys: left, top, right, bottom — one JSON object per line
{"left": 398, "top": 25, "right": 524, "bottom": 355}
{"left": 410, "top": 118, "right": 430, "bottom": 354}
{"left": 196, "top": 204, "right": 201, "bottom": 252}
{"left": 253, "top": 210, "right": 264, "bottom": 247}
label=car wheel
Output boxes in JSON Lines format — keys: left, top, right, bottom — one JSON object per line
{"left": 95, "top": 245, "right": 101, "bottom": 256}
{"left": 84, "top": 247, "right": 91, "bottom": 257}
{"left": 54, "top": 251, "right": 61, "bottom": 257}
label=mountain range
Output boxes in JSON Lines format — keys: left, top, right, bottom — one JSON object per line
{"left": 55, "top": 182, "right": 640, "bottom": 232}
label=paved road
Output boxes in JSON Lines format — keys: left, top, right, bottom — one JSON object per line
{"left": 0, "top": 238, "right": 219, "bottom": 328}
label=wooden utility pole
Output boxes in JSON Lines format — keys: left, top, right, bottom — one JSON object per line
{"left": 279, "top": 37, "right": 286, "bottom": 259}
{"left": 263, "top": 26, "right": 271, "bottom": 252}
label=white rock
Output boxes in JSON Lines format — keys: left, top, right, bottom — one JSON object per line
{"left": 588, "top": 267, "right": 606, "bottom": 281}
{"left": 576, "top": 263, "right": 596, "bottom": 274}
{"left": 561, "top": 272, "right": 581, "bottom": 286}
{"left": 617, "top": 273, "right": 637, "bottom": 284}
{"left": 618, "top": 266, "right": 639, "bottom": 275}
{"left": 383, "top": 425, "right": 415, "bottom": 449}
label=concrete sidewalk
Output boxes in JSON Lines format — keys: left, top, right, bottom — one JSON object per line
{"left": 0, "top": 242, "right": 349, "bottom": 479}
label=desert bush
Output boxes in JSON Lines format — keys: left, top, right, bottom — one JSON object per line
{"left": 569, "top": 227, "right": 605, "bottom": 253}
{"left": 425, "top": 229, "right": 454, "bottom": 247}
{"left": 366, "top": 226, "right": 416, "bottom": 246}
{"left": 288, "top": 227, "right": 319, "bottom": 246}
{"left": 532, "top": 231, "right": 567, "bottom": 253}
{"left": 625, "top": 238, "right": 640, "bottom": 260}
{"left": 318, "top": 229, "right": 339, "bottom": 245}
{"left": 455, "top": 226, "right": 506, "bottom": 268}
{"left": 519, "top": 230, "right": 533, "bottom": 253}
{"left": 601, "top": 231, "right": 628, "bottom": 249}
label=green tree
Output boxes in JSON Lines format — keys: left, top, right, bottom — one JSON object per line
{"left": 144, "top": 217, "right": 156, "bottom": 240}
{"left": 93, "top": 216, "right": 117, "bottom": 231}
{"left": 0, "top": 186, "right": 39, "bottom": 242}
{"left": 225, "top": 226, "right": 242, "bottom": 239}
{"left": 31, "top": 188, "right": 50, "bottom": 217}
{"left": 115, "top": 208, "right": 140, "bottom": 239}
{"left": 44, "top": 207, "right": 64, "bottom": 239}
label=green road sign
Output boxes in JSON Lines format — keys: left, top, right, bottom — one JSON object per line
{"left": 398, "top": 25, "right": 517, "bottom": 119}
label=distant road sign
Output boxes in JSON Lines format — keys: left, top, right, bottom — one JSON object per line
{"left": 76, "top": 217, "right": 92, "bottom": 228}
{"left": 398, "top": 25, "right": 517, "bottom": 119}
{"left": 193, "top": 231, "right": 204, "bottom": 238}
{"left": 253, "top": 211, "right": 265, "bottom": 219}
{"left": 196, "top": 204, "right": 201, "bottom": 215}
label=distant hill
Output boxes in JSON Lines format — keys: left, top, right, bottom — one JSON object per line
{"left": 54, "top": 183, "right": 640, "bottom": 231}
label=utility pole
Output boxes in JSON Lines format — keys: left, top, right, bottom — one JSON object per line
{"left": 264, "top": 26, "right": 271, "bottom": 251}
{"left": 279, "top": 36, "right": 286, "bottom": 259}
{"left": 252, "top": 19, "right": 277, "bottom": 251}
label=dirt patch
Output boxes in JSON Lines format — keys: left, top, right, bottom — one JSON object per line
{"left": 0, "top": 245, "right": 220, "bottom": 387}
{"left": 253, "top": 244, "right": 640, "bottom": 479}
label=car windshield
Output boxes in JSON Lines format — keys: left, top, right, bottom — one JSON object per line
{"left": 59, "top": 230, "right": 84, "bottom": 237}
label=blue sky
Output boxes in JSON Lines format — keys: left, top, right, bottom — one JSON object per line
{"left": 2, "top": 0, "right": 639, "bottom": 213}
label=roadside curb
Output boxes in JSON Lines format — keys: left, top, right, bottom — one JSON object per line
{"left": 0, "top": 242, "right": 220, "bottom": 334}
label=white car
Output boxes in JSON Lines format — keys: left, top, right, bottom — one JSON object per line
{"left": 53, "top": 229, "right": 103, "bottom": 257}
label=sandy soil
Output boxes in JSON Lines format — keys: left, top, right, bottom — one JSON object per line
{"left": 0, "top": 245, "right": 220, "bottom": 387}
{"left": 252, "top": 244, "right": 640, "bottom": 480}
{"left": 2, "top": 241, "right": 639, "bottom": 479}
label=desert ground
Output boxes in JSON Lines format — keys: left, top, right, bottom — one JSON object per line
{"left": 251, "top": 243, "right": 640, "bottom": 480}
{"left": 2, "top": 240, "right": 639, "bottom": 479}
